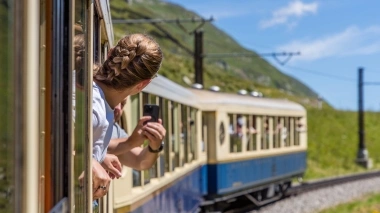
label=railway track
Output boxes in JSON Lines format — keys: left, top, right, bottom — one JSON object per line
{"left": 286, "top": 170, "right": 380, "bottom": 196}
{"left": 225, "top": 170, "right": 380, "bottom": 213}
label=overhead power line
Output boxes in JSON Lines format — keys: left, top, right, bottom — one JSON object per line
{"left": 203, "top": 52, "right": 301, "bottom": 66}
{"left": 113, "top": 17, "right": 214, "bottom": 25}
{"left": 285, "top": 65, "right": 356, "bottom": 82}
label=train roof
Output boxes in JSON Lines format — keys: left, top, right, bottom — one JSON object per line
{"left": 143, "top": 75, "right": 200, "bottom": 108}
{"left": 189, "top": 88, "right": 306, "bottom": 112}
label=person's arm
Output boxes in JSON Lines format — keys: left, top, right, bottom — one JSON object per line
{"left": 116, "top": 117, "right": 166, "bottom": 170}
{"left": 118, "top": 146, "right": 159, "bottom": 170}
{"left": 108, "top": 136, "right": 143, "bottom": 156}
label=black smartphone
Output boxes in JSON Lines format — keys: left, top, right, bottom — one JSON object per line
{"left": 143, "top": 104, "right": 160, "bottom": 125}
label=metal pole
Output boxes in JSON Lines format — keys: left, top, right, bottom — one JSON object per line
{"left": 356, "top": 67, "right": 371, "bottom": 168}
{"left": 358, "top": 67, "right": 365, "bottom": 150}
{"left": 194, "top": 30, "right": 203, "bottom": 85}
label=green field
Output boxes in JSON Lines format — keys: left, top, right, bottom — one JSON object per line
{"left": 319, "top": 193, "right": 380, "bottom": 213}
{"left": 305, "top": 108, "right": 380, "bottom": 180}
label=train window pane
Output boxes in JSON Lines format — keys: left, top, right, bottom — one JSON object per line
{"left": 0, "top": 2, "right": 15, "bottom": 211}
{"left": 158, "top": 97, "right": 165, "bottom": 177}
{"left": 73, "top": 0, "right": 87, "bottom": 210}
{"left": 229, "top": 114, "right": 243, "bottom": 153}
{"left": 273, "top": 117, "right": 280, "bottom": 148}
{"left": 261, "top": 116, "right": 269, "bottom": 150}
{"left": 229, "top": 114, "right": 234, "bottom": 152}
{"left": 295, "top": 117, "right": 303, "bottom": 146}
{"left": 285, "top": 117, "right": 290, "bottom": 147}
{"left": 290, "top": 118, "right": 294, "bottom": 146}
{"left": 162, "top": 99, "right": 170, "bottom": 173}
{"left": 189, "top": 108, "right": 197, "bottom": 160}
{"left": 247, "top": 115, "right": 257, "bottom": 151}
{"left": 181, "top": 105, "right": 188, "bottom": 164}
{"left": 201, "top": 115, "right": 207, "bottom": 153}
{"left": 131, "top": 94, "right": 141, "bottom": 187}
{"left": 142, "top": 92, "right": 149, "bottom": 105}
{"left": 171, "top": 103, "right": 180, "bottom": 170}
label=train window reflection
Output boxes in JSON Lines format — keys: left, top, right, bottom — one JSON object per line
{"left": 73, "top": 0, "right": 87, "bottom": 210}
{"left": 0, "top": 2, "right": 15, "bottom": 211}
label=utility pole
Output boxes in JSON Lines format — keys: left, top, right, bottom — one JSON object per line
{"left": 356, "top": 67, "right": 372, "bottom": 168}
{"left": 194, "top": 30, "right": 203, "bottom": 85}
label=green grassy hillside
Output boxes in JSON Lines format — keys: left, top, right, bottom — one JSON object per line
{"left": 110, "top": 0, "right": 320, "bottom": 107}
{"left": 306, "top": 108, "right": 380, "bottom": 179}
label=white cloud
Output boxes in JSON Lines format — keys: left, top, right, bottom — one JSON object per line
{"left": 276, "top": 26, "right": 380, "bottom": 62}
{"left": 260, "top": 0, "right": 318, "bottom": 29}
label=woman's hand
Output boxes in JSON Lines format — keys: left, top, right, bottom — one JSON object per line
{"left": 142, "top": 119, "right": 166, "bottom": 150}
{"left": 101, "top": 154, "right": 122, "bottom": 179}
{"left": 92, "top": 159, "right": 111, "bottom": 199}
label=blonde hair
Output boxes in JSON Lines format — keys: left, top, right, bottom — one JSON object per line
{"left": 94, "top": 34, "right": 163, "bottom": 90}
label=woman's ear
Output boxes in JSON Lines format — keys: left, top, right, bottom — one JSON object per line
{"left": 136, "top": 79, "right": 152, "bottom": 91}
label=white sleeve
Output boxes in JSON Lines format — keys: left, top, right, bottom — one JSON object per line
{"left": 92, "top": 96, "right": 107, "bottom": 162}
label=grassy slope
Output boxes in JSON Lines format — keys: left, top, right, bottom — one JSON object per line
{"left": 110, "top": 0, "right": 319, "bottom": 105}
{"left": 306, "top": 108, "right": 380, "bottom": 179}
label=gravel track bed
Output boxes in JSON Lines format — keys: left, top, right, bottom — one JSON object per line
{"left": 250, "top": 176, "right": 380, "bottom": 213}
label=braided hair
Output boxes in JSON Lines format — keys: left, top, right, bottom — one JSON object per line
{"left": 94, "top": 34, "right": 163, "bottom": 90}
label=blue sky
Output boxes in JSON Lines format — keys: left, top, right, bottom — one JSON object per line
{"left": 165, "top": 0, "right": 380, "bottom": 111}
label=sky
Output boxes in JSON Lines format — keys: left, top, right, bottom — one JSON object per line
{"left": 165, "top": 0, "right": 380, "bottom": 111}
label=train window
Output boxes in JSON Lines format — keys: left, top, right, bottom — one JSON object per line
{"left": 261, "top": 116, "right": 269, "bottom": 150}
{"left": 142, "top": 92, "right": 149, "bottom": 105}
{"left": 229, "top": 114, "right": 234, "bottom": 152}
{"left": 294, "top": 117, "right": 303, "bottom": 146}
{"left": 246, "top": 115, "right": 257, "bottom": 151}
{"left": 101, "top": 42, "right": 108, "bottom": 62}
{"left": 131, "top": 94, "right": 142, "bottom": 187}
{"left": 201, "top": 115, "right": 207, "bottom": 153}
{"left": 73, "top": 0, "right": 88, "bottom": 210}
{"left": 171, "top": 102, "right": 180, "bottom": 170}
{"left": 229, "top": 114, "right": 243, "bottom": 153}
{"left": 272, "top": 117, "right": 276, "bottom": 148}
{"left": 93, "top": 11, "right": 100, "bottom": 64}
{"left": 158, "top": 97, "right": 166, "bottom": 177}
{"left": 289, "top": 117, "right": 295, "bottom": 146}
{"left": 0, "top": 2, "right": 15, "bottom": 211}
{"left": 162, "top": 99, "right": 171, "bottom": 173}
{"left": 190, "top": 108, "right": 197, "bottom": 160}
{"left": 284, "top": 117, "right": 290, "bottom": 147}
{"left": 273, "top": 117, "right": 281, "bottom": 148}
{"left": 181, "top": 105, "right": 189, "bottom": 163}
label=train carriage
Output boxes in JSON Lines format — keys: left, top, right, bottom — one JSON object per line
{"left": 110, "top": 75, "right": 207, "bottom": 213}
{"left": 190, "top": 88, "right": 307, "bottom": 212}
